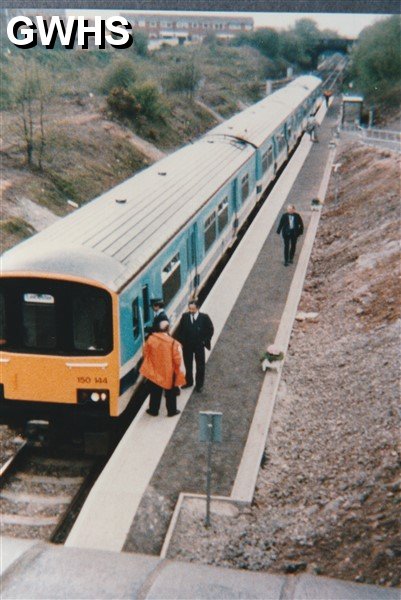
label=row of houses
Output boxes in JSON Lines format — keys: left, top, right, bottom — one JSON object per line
{"left": 1, "top": 9, "right": 253, "bottom": 47}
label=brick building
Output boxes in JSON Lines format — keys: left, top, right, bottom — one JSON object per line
{"left": 121, "top": 12, "right": 254, "bottom": 43}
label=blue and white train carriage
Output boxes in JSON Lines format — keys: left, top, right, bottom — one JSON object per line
{"left": 0, "top": 75, "right": 322, "bottom": 417}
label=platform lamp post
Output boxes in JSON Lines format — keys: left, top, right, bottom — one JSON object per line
{"left": 199, "top": 411, "right": 222, "bottom": 527}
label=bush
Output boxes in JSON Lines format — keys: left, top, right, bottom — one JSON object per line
{"left": 163, "top": 60, "right": 201, "bottom": 99}
{"left": 106, "top": 81, "right": 166, "bottom": 122}
{"left": 130, "top": 81, "right": 166, "bottom": 120}
{"left": 101, "top": 58, "right": 136, "bottom": 94}
{"left": 106, "top": 87, "right": 141, "bottom": 120}
{"left": 132, "top": 31, "right": 149, "bottom": 56}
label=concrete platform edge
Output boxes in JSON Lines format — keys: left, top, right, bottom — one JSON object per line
{"left": 160, "top": 138, "right": 339, "bottom": 556}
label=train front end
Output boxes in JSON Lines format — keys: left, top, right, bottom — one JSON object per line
{"left": 0, "top": 269, "right": 121, "bottom": 419}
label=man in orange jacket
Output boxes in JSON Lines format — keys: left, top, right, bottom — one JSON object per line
{"left": 140, "top": 321, "right": 186, "bottom": 417}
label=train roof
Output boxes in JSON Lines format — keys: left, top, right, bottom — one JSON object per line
{"left": 205, "top": 75, "right": 322, "bottom": 147}
{"left": 1, "top": 137, "right": 254, "bottom": 292}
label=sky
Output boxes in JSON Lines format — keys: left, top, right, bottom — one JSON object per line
{"left": 67, "top": 9, "right": 389, "bottom": 39}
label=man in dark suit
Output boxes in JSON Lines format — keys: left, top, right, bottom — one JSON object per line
{"left": 276, "top": 204, "right": 304, "bottom": 267}
{"left": 175, "top": 299, "right": 214, "bottom": 393}
{"left": 147, "top": 299, "right": 169, "bottom": 334}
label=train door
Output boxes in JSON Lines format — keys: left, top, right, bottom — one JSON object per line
{"left": 186, "top": 223, "right": 199, "bottom": 294}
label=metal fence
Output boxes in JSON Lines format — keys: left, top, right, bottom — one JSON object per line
{"left": 340, "top": 124, "right": 401, "bottom": 152}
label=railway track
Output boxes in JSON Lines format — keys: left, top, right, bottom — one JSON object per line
{"left": 0, "top": 425, "right": 106, "bottom": 542}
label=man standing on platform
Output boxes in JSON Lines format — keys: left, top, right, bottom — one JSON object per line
{"left": 175, "top": 299, "right": 214, "bottom": 393}
{"left": 140, "top": 321, "right": 185, "bottom": 417}
{"left": 277, "top": 204, "right": 304, "bottom": 267}
{"left": 149, "top": 299, "right": 169, "bottom": 333}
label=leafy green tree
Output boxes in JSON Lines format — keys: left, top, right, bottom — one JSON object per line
{"left": 291, "top": 19, "right": 321, "bottom": 68}
{"left": 101, "top": 58, "right": 136, "bottom": 94}
{"left": 350, "top": 16, "right": 401, "bottom": 106}
{"left": 232, "top": 28, "right": 279, "bottom": 59}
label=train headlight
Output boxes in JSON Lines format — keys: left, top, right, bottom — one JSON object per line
{"left": 77, "top": 389, "right": 110, "bottom": 404}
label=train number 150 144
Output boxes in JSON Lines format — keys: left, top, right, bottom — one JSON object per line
{"left": 77, "top": 376, "right": 108, "bottom": 384}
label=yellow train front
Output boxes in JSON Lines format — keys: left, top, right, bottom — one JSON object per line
{"left": 0, "top": 246, "right": 122, "bottom": 418}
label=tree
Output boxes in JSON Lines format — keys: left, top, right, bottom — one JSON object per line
{"left": 13, "top": 58, "right": 51, "bottom": 169}
{"left": 349, "top": 16, "right": 401, "bottom": 106}
{"left": 232, "top": 28, "right": 279, "bottom": 59}
{"left": 291, "top": 18, "right": 321, "bottom": 68}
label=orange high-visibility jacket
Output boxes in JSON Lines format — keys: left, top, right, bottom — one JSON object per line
{"left": 140, "top": 332, "right": 186, "bottom": 389}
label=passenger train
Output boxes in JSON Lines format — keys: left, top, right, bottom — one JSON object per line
{"left": 0, "top": 75, "right": 322, "bottom": 418}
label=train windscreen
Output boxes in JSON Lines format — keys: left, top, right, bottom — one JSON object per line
{"left": 0, "top": 278, "right": 113, "bottom": 356}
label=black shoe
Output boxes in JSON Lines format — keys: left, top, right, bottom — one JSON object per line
{"left": 284, "top": 262, "right": 289, "bottom": 267}
{"left": 167, "top": 410, "right": 181, "bottom": 417}
{"left": 146, "top": 409, "right": 158, "bottom": 416}
{"left": 181, "top": 384, "right": 193, "bottom": 389}
{"left": 195, "top": 386, "right": 203, "bottom": 393}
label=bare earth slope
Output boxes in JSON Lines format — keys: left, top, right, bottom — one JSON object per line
{"left": 168, "top": 141, "right": 401, "bottom": 588}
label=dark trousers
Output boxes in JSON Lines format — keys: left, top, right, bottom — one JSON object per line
{"left": 283, "top": 233, "right": 299, "bottom": 263}
{"left": 148, "top": 381, "right": 177, "bottom": 416}
{"left": 183, "top": 344, "right": 205, "bottom": 388}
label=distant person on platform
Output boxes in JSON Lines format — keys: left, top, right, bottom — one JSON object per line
{"left": 147, "top": 299, "right": 169, "bottom": 334}
{"left": 306, "top": 115, "right": 319, "bottom": 142}
{"left": 175, "top": 299, "right": 214, "bottom": 393}
{"left": 140, "top": 320, "right": 186, "bottom": 417}
{"left": 277, "top": 204, "right": 304, "bottom": 267}
{"left": 323, "top": 89, "right": 333, "bottom": 107}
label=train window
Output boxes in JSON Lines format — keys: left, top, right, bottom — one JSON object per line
{"left": 217, "top": 197, "right": 229, "bottom": 232}
{"left": 241, "top": 174, "right": 249, "bottom": 202}
{"left": 142, "top": 285, "right": 150, "bottom": 323}
{"left": 204, "top": 211, "right": 217, "bottom": 252}
{"left": 277, "top": 133, "right": 286, "bottom": 153}
{"left": 72, "top": 288, "right": 111, "bottom": 352}
{"left": 162, "top": 253, "right": 181, "bottom": 305}
{"left": 22, "top": 293, "right": 57, "bottom": 349}
{"left": 132, "top": 297, "right": 140, "bottom": 338}
{"left": 262, "top": 147, "right": 273, "bottom": 173}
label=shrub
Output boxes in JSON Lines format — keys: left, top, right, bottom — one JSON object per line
{"left": 130, "top": 81, "right": 166, "bottom": 120}
{"left": 132, "top": 31, "right": 149, "bottom": 57}
{"left": 163, "top": 60, "right": 201, "bottom": 100}
{"left": 101, "top": 58, "right": 136, "bottom": 94}
{"left": 106, "top": 81, "right": 166, "bottom": 122}
{"left": 106, "top": 87, "right": 141, "bottom": 120}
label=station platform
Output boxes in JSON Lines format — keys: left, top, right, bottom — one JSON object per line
{"left": 1, "top": 537, "right": 399, "bottom": 599}
{"left": 64, "top": 97, "right": 339, "bottom": 557}
{"left": 2, "top": 98, "right": 397, "bottom": 598}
